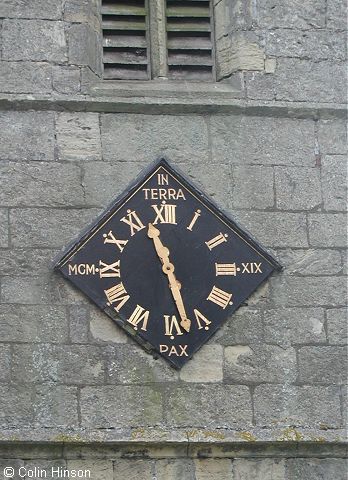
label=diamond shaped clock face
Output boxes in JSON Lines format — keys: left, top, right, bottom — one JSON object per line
{"left": 55, "top": 158, "right": 281, "bottom": 368}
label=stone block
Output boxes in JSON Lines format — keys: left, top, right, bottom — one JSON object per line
{"left": 101, "top": 114, "right": 210, "bottom": 164}
{"left": 0, "top": 305, "right": 69, "bottom": 343}
{"left": 10, "top": 208, "right": 100, "bottom": 248}
{"left": 0, "top": 249, "right": 57, "bottom": 276}
{"left": 275, "top": 167, "right": 321, "bottom": 210}
{"left": 113, "top": 459, "right": 154, "bottom": 480}
{"left": 195, "top": 459, "right": 233, "bottom": 480}
{"left": 327, "top": 0, "right": 348, "bottom": 30}
{"left": 3, "top": 20, "right": 67, "bottom": 62}
{"left": 308, "top": 213, "right": 347, "bottom": 247}
{"left": 1, "top": 276, "right": 56, "bottom": 305}
{"left": 263, "top": 308, "right": 326, "bottom": 347}
{"left": 210, "top": 116, "right": 315, "bottom": 167}
{"left": 327, "top": 308, "right": 348, "bottom": 345}
{"left": 270, "top": 276, "right": 346, "bottom": 307}
{"left": 0, "top": 162, "right": 84, "bottom": 207}
{"left": 156, "top": 459, "right": 195, "bottom": 480}
{"left": 0, "top": 209, "right": 8, "bottom": 247}
{"left": 166, "top": 385, "right": 252, "bottom": 427}
{"left": 231, "top": 165, "right": 274, "bottom": 209}
{"left": 233, "top": 212, "right": 308, "bottom": 248}
{"left": 68, "top": 23, "right": 102, "bottom": 74}
{"left": 256, "top": 0, "right": 326, "bottom": 29}
{"left": 265, "top": 29, "right": 346, "bottom": 61}
{"left": 68, "top": 305, "right": 90, "bottom": 343}
{"left": 246, "top": 59, "right": 347, "bottom": 103}
{"left": 89, "top": 307, "right": 128, "bottom": 344}
{"left": 180, "top": 345, "right": 223, "bottom": 383}
{"left": 233, "top": 459, "right": 285, "bottom": 480}
{"left": 81, "top": 386, "right": 163, "bottom": 427}
{"left": 106, "top": 345, "right": 178, "bottom": 384}
{"left": 254, "top": 385, "right": 342, "bottom": 427}
{"left": 0, "top": 111, "right": 55, "bottom": 161}
{"left": 321, "top": 156, "right": 347, "bottom": 211}
{"left": 0, "top": 0, "right": 63, "bottom": 19}
{"left": 53, "top": 66, "right": 81, "bottom": 95}
{"left": 67, "top": 460, "right": 113, "bottom": 480}
{"left": 285, "top": 458, "right": 348, "bottom": 480}
{"left": 12, "top": 344, "right": 105, "bottom": 385}
{"left": 64, "top": 0, "right": 100, "bottom": 31}
{"left": 0, "top": 385, "right": 33, "bottom": 427}
{"left": 33, "top": 385, "right": 79, "bottom": 428}
{"left": 224, "top": 344, "right": 296, "bottom": 384}
{"left": 298, "top": 346, "right": 347, "bottom": 384}
{"left": 214, "top": 307, "right": 263, "bottom": 345}
{"left": 318, "top": 119, "right": 347, "bottom": 155}
{"left": 0, "top": 61, "right": 52, "bottom": 94}
{"left": 274, "top": 249, "right": 342, "bottom": 276}
{"left": 56, "top": 113, "right": 102, "bottom": 162}
{"left": 0, "top": 345, "right": 10, "bottom": 382}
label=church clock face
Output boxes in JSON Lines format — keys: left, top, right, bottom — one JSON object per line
{"left": 55, "top": 158, "right": 281, "bottom": 368}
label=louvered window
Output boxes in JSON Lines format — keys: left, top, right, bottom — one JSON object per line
{"left": 101, "top": 0, "right": 215, "bottom": 81}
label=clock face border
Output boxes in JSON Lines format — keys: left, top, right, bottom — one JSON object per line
{"left": 54, "top": 157, "right": 282, "bottom": 368}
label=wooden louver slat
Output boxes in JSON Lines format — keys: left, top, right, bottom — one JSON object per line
{"left": 166, "top": 0, "right": 214, "bottom": 81}
{"left": 102, "top": 0, "right": 149, "bottom": 80}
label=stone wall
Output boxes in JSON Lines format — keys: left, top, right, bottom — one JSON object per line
{"left": 0, "top": 0, "right": 347, "bottom": 478}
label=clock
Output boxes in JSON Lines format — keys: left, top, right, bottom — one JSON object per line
{"left": 55, "top": 158, "right": 281, "bottom": 368}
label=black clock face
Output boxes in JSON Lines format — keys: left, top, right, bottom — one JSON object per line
{"left": 55, "top": 158, "right": 281, "bottom": 368}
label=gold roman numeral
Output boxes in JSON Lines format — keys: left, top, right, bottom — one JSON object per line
{"left": 103, "top": 230, "right": 128, "bottom": 253}
{"left": 205, "top": 232, "right": 228, "bottom": 250}
{"left": 127, "top": 305, "right": 149, "bottom": 331}
{"left": 187, "top": 209, "right": 201, "bottom": 231}
{"left": 104, "top": 282, "right": 130, "bottom": 311}
{"left": 164, "top": 315, "right": 183, "bottom": 339}
{"left": 215, "top": 263, "right": 237, "bottom": 276}
{"left": 98, "top": 260, "right": 120, "bottom": 278}
{"left": 207, "top": 286, "right": 233, "bottom": 309}
{"left": 152, "top": 202, "right": 177, "bottom": 225}
{"left": 120, "top": 209, "right": 145, "bottom": 236}
{"left": 194, "top": 309, "right": 212, "bottom": 331}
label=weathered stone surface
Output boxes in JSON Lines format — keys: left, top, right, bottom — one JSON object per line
{"left": 0, "top": 0, "right": 63, "bottom": 19}
{"left": 0, "top": 305, "right": 68, "bottom": 343}
{"left": 210, "top": 116, "right": 315, "bottom": 166}
{"left": 113, "top": 459, "right": 154, "bottom": 480}
{"left": 254, "top": 385, "right": 342, "bottom": 427}
{"left": 275, "top": 167, "right": 321, "bottom": 210}
{"left": 0, "top": 249, "right": 57, "bottom": 276}
{"left": 233, "top": 458, "right": 285, "bottom": 480}
{"left": 106, "top": 345, "right": 178, "bottom": 384}
{"left": 0, "top": 209, "right": 8, "bottom": 247}
{"left": 285, "top": 458, "right": 348, "bottom": 480}
{"left": 0, "top": 345, "right": 11, "bottom": 382}
{"left": 263, "top": 308, "right": 326, "bottom": 347}
{"left": 233, "top": 212, "right": 308, "bottom": 248}
{"left": 68, "top": 305, "right": 90, "bottom": 343}
{"left": 1, "top": 275, "right": 56, "bottom": 305}
{"left": 232, "top": 165, "right": 274, "bottom": 209}
{"left": 67, "top": 460, "right": 113, "bottom": 480}
{"left": 81, "top": 386, "right": 163, "bottom": 427}
{"left": 24, "top": 461, "right": 67, "bottom": 480}
{"left": 270, "top": 276, "right": 346, "bottom": 307}
{"left": 68, "top": 24, "right": 102, "bottom": 74}
{"left": 0, "top": 111, "right": 54, "bottom": 161}
{"left": 10, "top": 208, "right": 100, "bottom": 248}
{"left": 0, "top": 385, "right": 33, "bottom": 427}
{"left": 33, "top": 385, "right": 78, "bottom": 428}
{"left": 318, "top": 119, "right": 348, "bottom": 155}
{"left": 308, "top": 214, "right": 347, "bottom": 247}
{"left": 219, "top": 31, "right": 265, "bottom": 76}
{"left": 180, "top": 345, "right": 223, "bottom": 383}
{"left": 3, "top": 20, "right": 67, "bottom": 62}
{"left": 156, "top": 459, "right": 195, "bottom": 480}
{"left": 195, "top": 459, "right": 233, "bottom": 480}
{"left": 273, "top": 249, "right": 343, "bottom": 276}
{"left": 0, "top": 61, "right": 52, "bottom": 94}
{"left": 166, "top": 385, "right": 252, "bottom": 427}
{"left": 265, "top": 29, "right": 347, "bottom": 61}
{"left": 214, "top": 307, "right": 263, "bottom": 345}
{"left": 298, "top": 346, "right": 347, "bottom": 384}
{"left": 101, "top": 114, "right": 210, "bottom": 164}
{"left": 224, "top": 345, "right": 296, "bottom": 384}
{"left": 12, "top": 344, "right": 105, "bottom": 385}
{"left": 256, "top": 0, "right": 326, "bottom": 29}
{"left": 53, "top": 66, "right": 81, "bottom": 95}
{"left": 89, "top": 307, "right": 128, "bottom": 344}
{"left": 56, "top": 113, "right": 102, "bottom": 162}
{"left": 327, "top": 0, "right": 348, "bottom": 30}
{"left": 64, "top": 0, "right": 100, "bottom": 30}
{"left": 321, "top": 156, "right": 347, "bottom": 211}
{"left": 0, "top": 162, "right": 84, "bottom": 207}
{"left": 246, "top": 59, "right": 347, "bottom": 103}
{"left": 327, "top": 308, "right": 348, "bottom": 345}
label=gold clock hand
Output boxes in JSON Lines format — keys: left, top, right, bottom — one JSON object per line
{"left": 147, "top": 223, "right": 191, "bottom": 332}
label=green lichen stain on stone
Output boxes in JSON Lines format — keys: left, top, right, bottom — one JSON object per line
{"left": 278, "top": 427, "right": 304, "bottom": 442}
{"left": 131, "top": 427, "right": 146, "bottom": 440}
{"left": 186, "top": 430, "right": 198, "bottom": 439}
{"left": 238, "top": 431, "right": 257, "bottom": 442}
{"left": 202, "top": 430, "right": 226, "bottom": 441}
